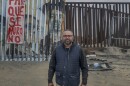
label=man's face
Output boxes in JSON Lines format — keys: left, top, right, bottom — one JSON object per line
{"left": 62, "top": 31, "right": 74, "bottom": 45}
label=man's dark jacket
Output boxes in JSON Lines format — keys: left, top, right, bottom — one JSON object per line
{"left": 48, "top": 43, "right": 88, "bottom": 86}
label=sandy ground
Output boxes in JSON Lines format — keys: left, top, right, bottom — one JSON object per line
{"left": 0, "top": 47, "right": 130, "bottom": 86}
{"left": 0, "top": 57, "right": 130, "bottom": 86}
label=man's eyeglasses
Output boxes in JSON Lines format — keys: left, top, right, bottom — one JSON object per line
{"left": 63, "top": 35, "right": 73, "bottom": 37}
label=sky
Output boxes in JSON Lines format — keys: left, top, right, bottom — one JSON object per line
{"left": 66, "top": 0, "right": 130, "bottom": 2}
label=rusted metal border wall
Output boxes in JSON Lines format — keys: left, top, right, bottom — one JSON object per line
{"left": 0, "top": 1, "right": 130, "bottom": 61}
{"left": 65, "top": 2, "right": 130, "bottom": 48}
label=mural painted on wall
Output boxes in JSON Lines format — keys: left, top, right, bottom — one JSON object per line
{"left": 0, "top": 0, "right": 46, "bottom": 61}
{"left": 42, "top": 0, "right": 65, "bottom": 60}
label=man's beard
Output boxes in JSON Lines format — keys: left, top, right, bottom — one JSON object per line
{"left": 63, "top": 40, "right": 72, "bottom": 45}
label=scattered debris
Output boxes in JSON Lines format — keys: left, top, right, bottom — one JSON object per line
{"left": 88, "top": 62, "right": 113, "bottom": 71}
{"left": 87, "top": 53, "right": 113, "bottom": 71}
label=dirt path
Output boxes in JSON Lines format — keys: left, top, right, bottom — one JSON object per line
{"left": 0, "top": 57, "right": 130, "bottom": 86}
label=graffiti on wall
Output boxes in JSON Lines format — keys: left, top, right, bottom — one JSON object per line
{"left": 7, "top": 0, "right": 26, "bottom": 44}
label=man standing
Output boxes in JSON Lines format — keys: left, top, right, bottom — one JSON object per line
{"left": 48, "top": 30, "right": 88, "bottom": 86}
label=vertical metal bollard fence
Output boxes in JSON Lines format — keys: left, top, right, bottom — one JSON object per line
{"left": 0, "top": 1, "right": 130, "bottom": 61}
{"left": 0, "top": 0, "right": 66, "bottom": 61}
{"left": 0, "top": 0, "right": 47, "bottom": 61}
